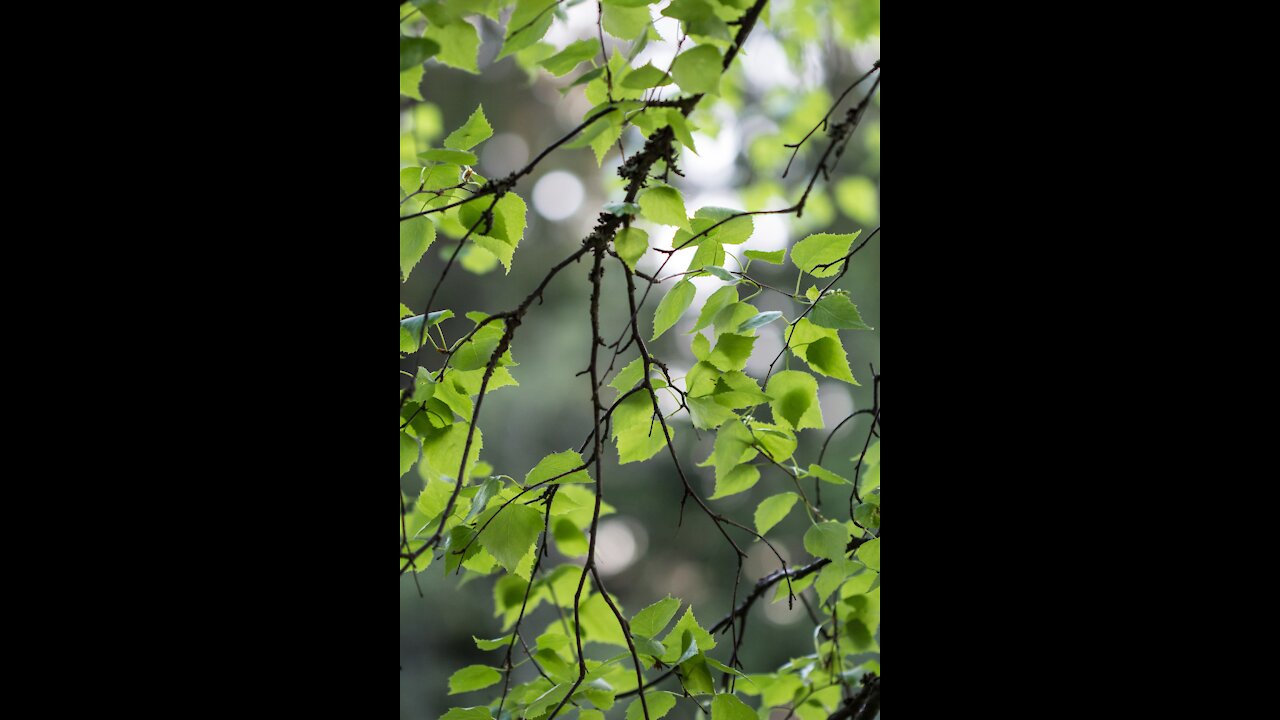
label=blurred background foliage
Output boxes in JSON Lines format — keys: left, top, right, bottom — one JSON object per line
{"left": 401, "top": 1, "right": 879, "bottom": 718}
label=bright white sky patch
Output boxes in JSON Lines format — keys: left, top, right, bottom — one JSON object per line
{"left": 543, "top": 1, "right": 602, "bottom": 49}
{"left": 744, "top": 213, "right": 791, "bottom": 254}
{"left": 634, "top": 43, "right": 677, "bottom": 76}
{"left": 682, "top": 125, "right": 740, "bottom": 189}
{"left": 638, "top": 223, "right": 677, "bottom": 274}
{"left": 653, "top": 9, "right": 680, "bottom": 43}
{"left": 741, "top": 33, "right": 800, "bottom": 90}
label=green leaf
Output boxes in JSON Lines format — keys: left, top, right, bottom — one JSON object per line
{"left": 788, "top": 319, "right": 858, "bottom": 385}
{"left": 445, "top": 106, "right": 494, "bottom": 151}
{"left": 449, "top": 323, "right": 503, "bottom": 371}
{"left": 500, "top": 0, "right": 558, "bottom": 60}
{"left": 439, "top": 709, "right": 492, "bottom": 720}
{"left": 687, "top": 396, "right": 737, "bottom": 430}
{"left": 691, "top": 336, "right": 712, "bottom": 364}
{"left": 808, "top": 465, "right": 851, "bottom": 486}
{"left": 660, "top": 607, "right": 717, "bottom": 662}
{"left": 703, "top": 265, "right": 737, "bottom": 282}
{"left": 400, "top": 310, "right": 454, "bottom": 354}
{"left": 463, "top": 477, "right": 504, "bottom": 523}
{"left": 671, "top": 45, "right": 723, "bottom": 95}
{"left": 854, "top": 501, "right": 881, "bottom": 531}
{"left": 709, "top": 371, "right": 769, "bottom": 408}
{"left": 460, "top": 192, "right": 529, "bottom": 274}
{"left": 448, "top": 665, "right": 502, "bottom": 695}
{"left": 638, "top": 186, "right": 691, "bottom": 230}
{"left": 491, "top": 573, "right": 529, "bottom": 616}
{"left": 707, "top": 419, "right": 757, "bottom": 485}
{"left": 704, "top": 657, "right": 748, "bottom": 681}
{"left": 434, "top": 376, "right": 473, "bottom": 419}
{"left": 688, "top": 240, "right": 724, "bottom": 274}
{"left": 604, "top": 201, "right": 642, "bottom": 217}
{"left": 472, "top": 635, "right": 514, "bottom": 651}
{"left": 738, "top": 311, "right": 783, "bottom": 334}
{"left": 630, "top": 596, "right": 681, "bottom": 638}
{"left": 603, "top": 3, "right": 653, "bottom": 40}
{"left": 526, "top": 450, "right": 592, "bottom": 486}
{"left": 578, "top": 594, "right": 630, "bottom": 648}
{"left": 856, "top": 538, "right": 881, "bottom": 572}
{"left": 864, "top": 441, "right": 881, "bottom": 467}
{"left": 674, "top": 207, "right": 754, "bottom": 247}
{"left": 592, "top": 115, "right": 625, "bottom": 165}
{"left": 586, "top": 51, "right": 645, "bottom": 104}
{"left": 810, "top": 293, "right": 872, "bottom": 330}
{"left": 616, "top": 227, "right": 650, "bottom": 272}
{"left": 652, "top": 279, "right": 696, "bottom": 341}
{"left": 565, "top": 66, "right": 605, "bottom": 92}
{"left": 533, "top": 646, "right": 574, "bottom": 683}
{"left": 663, "top": 0, "right": 732, "bottom": 43}
{"left": 710, "top": 694, "right": 756, "bottom": 720}
{"left": 475, "top": 503, "right": 545, "bottom": 574}
{"left": 418, "top": 421, "right": 485, "bottom": 484}
{"left": 400, "top": 432, "right": 420, "bottom": 478}
{"left": 707, "top": 333, "right": 756, "bottom": 373}
{"left": 745, "top": 249, "right": 787, "bottom": 265}
{"left": 627, "top": 692, "right": 679, "bottom": 720}
{"left": 807, "top": 338, "right": 855, "bottom": 384}
{"left": 712, "top": 302, "right": 757, "bottom": 336}
{"left": 423, "top": 20, "right": 481, "bottom": 74}
{"left": 540, "top": 39, "right": 600, "bottom": 76}
{"left": 613, "top": 391, "right": 671, "bottom": 464}
{"left": 804, "top": 521, "right": 852, "bottom": 561}
{"left": 610, "top": 357, "right": 647, "bottom": 393}
{"left": 691, "top": 286, "right": 738, "bottom": 334}
{"left": 401, "top": 35, "right": 441, "bottom": 71}
{"left": 791, "top": 231, "right": 862, "bottom": 278}
{"left": 418, "top": 148, "right": 478, "bottom": 165}
{"left": 564, "top": 104, "right": 621, "bottom": 152}
{"left": 400, "top": 65, "right": 425, "bottom": 100}
{"left": 765, "top": 371, "right": 824, "bottom": 431}
{"left": 525, "top": 685, "right": 573, "bottom": 718}
{"left": 632, "top": 634, "right": 666, "bottom": 658}
{"left": 755, "top": 493, "right": 799, "bottom": 535}
{"left": 772, "top": 572, "right": 817, "bottom": 604}
{"left": 621, "top": 63, "right": 674, "bottom": 89}
{"left": 815, "top": 558, "right": 860, "bottom": 604}
{"left": 553, "top": 518, "right": 589, "bottom": 556}
{"left": 860, "top": 460, "right": 881, "bottom": 496}
{"left": 710, "top": 463, "right": 760, "bottom": 499}
{"left": 672, "top": 631, "right": 702, "bottom": 667}
{"left": 400, "top": 214, "right": 437, "bottom": 281}
{"left": 670, "top": 115, "right": 700, "bottom": 156}
{"left": 842, "top": 595, "right": 879, "bottom": 652}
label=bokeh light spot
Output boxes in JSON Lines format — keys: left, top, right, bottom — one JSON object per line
{"left": 533, "top": 171, "right": 586, "bottom": 222}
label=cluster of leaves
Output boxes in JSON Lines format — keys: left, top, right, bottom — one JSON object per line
{"left": 402, "top": 2, "right": 880, "bottom": 720}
